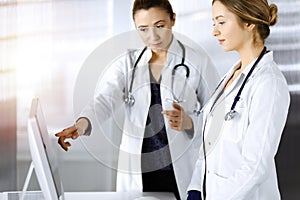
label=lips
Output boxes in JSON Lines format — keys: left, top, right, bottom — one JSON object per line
{"left": 218, "top": 39, "right": 225, "bottom": 44}
{"left": 151, "top": 42, "right": 162, "bottom": 48}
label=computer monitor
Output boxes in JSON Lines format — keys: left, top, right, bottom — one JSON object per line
{"left": 27, "top": 98, "right": 64, "bottom": 200}
{"left": 5, "top": 98, "right": 177, "bottom": 200}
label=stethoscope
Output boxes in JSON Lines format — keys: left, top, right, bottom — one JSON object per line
{"left": 224, "top": 46, "right": 267, "bottom": 121}
{"left": 123, "top": 40, "right": 190, "bottom": 106}
{"left": 201, "top": 46, "right": 267, "bottom": 200}
{"left": 193, "top": 46, "right": 267, "bottom": 121}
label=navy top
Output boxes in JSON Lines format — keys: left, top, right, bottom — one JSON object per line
{"left": 141, "top": 72, "right": 173, "bottom": 172}
{"left": 141, "top": 70, "right": 180, "bottom": 200}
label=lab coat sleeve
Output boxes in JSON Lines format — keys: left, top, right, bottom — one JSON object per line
{"left": 187, "top": 154, "right": 204, "bottom": 192}
{"left": 186, "top": 49, "right": 219, "bottom": 139}
{"left": 78, "top": 54, "right": 128, "bottom": 133}
{"left": 196, "top": 54, "right": 220, "bottom": 105}
{"left": 211, "top": 73, "right": 290, "bottom": 199}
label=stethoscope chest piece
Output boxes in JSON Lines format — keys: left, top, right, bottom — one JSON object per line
{"left": 224, "top": 109, "right": 236, "bottom": 121}
{"left": 124, "top": 93, "right": 135, "bottom": 107}
{"left": 223, "top": 47, "right": 267, "bottom": 121}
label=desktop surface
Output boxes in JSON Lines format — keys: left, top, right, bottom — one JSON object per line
{"left": 66, "top": 191, "right": 176, "bottom": 200}
{"left": 1, "top": 191, "right": 176, "bottom": 200}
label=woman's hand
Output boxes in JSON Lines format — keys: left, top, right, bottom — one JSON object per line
{"left": 55, "top": 125, "right": 78, "bottom": 151}
{"left": 162, "top": 103, "right": 193, "bottom": 131}
{"left": 55, "top": 118, "right": 88, "bottom": 151}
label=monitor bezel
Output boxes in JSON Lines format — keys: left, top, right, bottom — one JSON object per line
{"left": 27, "top": 98, "right": 64, "bottom": 200}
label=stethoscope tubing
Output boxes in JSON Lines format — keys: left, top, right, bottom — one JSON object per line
{"left": 129, "top": 46, "right": 147, "bottom": 94}
{"left": 228, "top": 47, "right": 267, "bottom": 114}
{"left": 201, "top": 46, "right": 267, "bottom": 200}
{"left": 195, "top": 47, "right": 267, "bottom": 120}
{"left": 125, "top": 40, "right": 189, "bottom": 106}
{"left": 171, "top": 40, "right": 190, "bottom": 103}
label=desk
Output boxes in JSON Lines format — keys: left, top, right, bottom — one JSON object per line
{"left": 0, "top": 191, "right": 176, "bottom": 200}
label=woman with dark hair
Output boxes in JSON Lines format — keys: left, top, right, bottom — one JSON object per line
{"left": 55, "top": 0, "right": 219, "bottom": 199}
{"left": 187, "top": 0, "right": 290, "bottom": 199}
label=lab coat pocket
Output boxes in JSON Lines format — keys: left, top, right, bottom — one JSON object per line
{"left": 206, "top": 170, "right": 228, "bottom": 199}
{"left": 222, "top": 99, "right": 247, "bottom": 143}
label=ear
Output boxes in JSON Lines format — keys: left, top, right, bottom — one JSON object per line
{"left": 245, "top": 23, "right": 256, "bottom": 31}
{"left": 171, "top": 13, "right": 176, "bottom": 26}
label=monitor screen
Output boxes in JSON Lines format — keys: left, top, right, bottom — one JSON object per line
{"left": 28, "top": 98, "right": 64, "bottom": 200}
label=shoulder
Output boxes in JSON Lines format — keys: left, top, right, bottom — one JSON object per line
{"left": 126, "top": 47, "right": 146, "bottom": 62}
{"left": 250, "top": 56, "right": 289, "bottom": 100}
{"left": 254, "top": 53, "right": 287, "bottom": 86}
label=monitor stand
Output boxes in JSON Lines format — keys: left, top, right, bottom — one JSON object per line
{"left": 22, "top": 162, "right": 34, "bottom": 195}
{"left": 2, "top": 162, "right": 44, "bottom": 200}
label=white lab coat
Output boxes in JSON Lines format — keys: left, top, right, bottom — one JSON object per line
{"left": 79, "top": 37, "right": 219, "bottom": 199}
{"left": 188, "top": 52, "right": 290, "bottom": 200}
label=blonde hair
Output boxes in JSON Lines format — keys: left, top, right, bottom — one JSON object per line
{"left": 212, "top": 0, "right": 278, "bottom": 42}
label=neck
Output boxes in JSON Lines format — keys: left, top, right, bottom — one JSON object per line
{"left": 238, "top": 44, "right": 265, "bottom": 70}
{"left": 150, "top": 50, "right": 167, "bottom": 65}
{"left": 150, "top": 35, "right": 173, "bottom": 64}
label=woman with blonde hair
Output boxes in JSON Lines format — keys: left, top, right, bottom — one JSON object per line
{"left": 187, "top": 0, "right": 290, "bottom": 199}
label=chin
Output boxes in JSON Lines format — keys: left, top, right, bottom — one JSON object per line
{"left": 221, "top": 45, "right": 234, "bottom": 52}
{"left": 151, "top": 46, "right": 166, "bottom": 52}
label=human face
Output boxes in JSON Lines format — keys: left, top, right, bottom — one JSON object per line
{"left": 134, "top": 7, "right": 175, "bottom": 52}
{"left": 212, "top": 1, "right": 251, "bottom": 52}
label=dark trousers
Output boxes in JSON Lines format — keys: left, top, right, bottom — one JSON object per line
{"left": 142, "top": 169, "right": 180, "bottom": 200}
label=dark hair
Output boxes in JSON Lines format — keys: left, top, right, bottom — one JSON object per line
{"left": 212, "top": 0, "right": 278, "bottom": 42}
{"left": 132, "top": 0, "right": 174, "bottom": 20}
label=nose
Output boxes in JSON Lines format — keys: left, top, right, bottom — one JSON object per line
{"left": 212, "top": 26, "right": 220, "bottom": 37}
{"left": 149, "top": 27, "right": 160, "bottom": 41}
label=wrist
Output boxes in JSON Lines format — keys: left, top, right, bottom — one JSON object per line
{"left": 75, "top": 118, "right": 89, "bottom": 136}
{"left": 184, "top": 115, "right": 193, "bottom": 130}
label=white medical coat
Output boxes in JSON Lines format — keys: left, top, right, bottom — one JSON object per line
{"left": 188, "top": 52, "right": 290, "bottom": 200}
{"left": 79, "top": 37, "right": 219, "bottom": 199}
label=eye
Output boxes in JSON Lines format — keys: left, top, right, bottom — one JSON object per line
{"left": 156, "top": 24, "right": 165, "bottom": 29}
{"left": 219, "top": 21, "right": 225, "bottom": 25}
{"left": 138, "top": 27, "right": 148, "bottom": 32}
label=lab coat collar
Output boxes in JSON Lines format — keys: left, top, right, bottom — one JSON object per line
{"left": 128, "top": 46, "right": 152, "bottom": 70}
{"left": 144, "top": 47, "right": 153, "bottom": 64}
{"left": 137, "top": 35, "right": 180, "bottom": 68}
{"left": 166, "top": 36, "right": 182, "bottom": 67}
{"left": 226, "top": 51, "right": 274, "bottom": 84}
{"left": 241, "top": 51, "right": 274, "bottom": 77}
{"left": 223, "top": 51, "right": 274, "bottom": 95}
{"left": 168, "top": 35, "right": 181, "bottom": 56}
